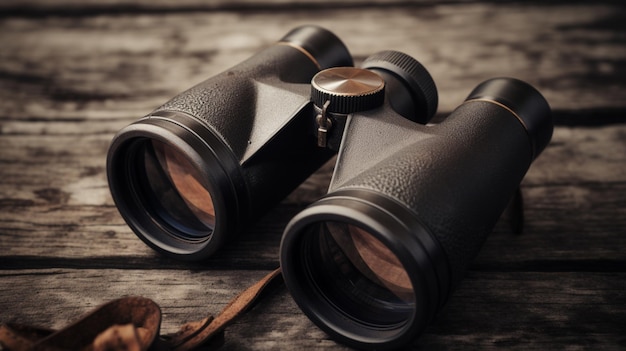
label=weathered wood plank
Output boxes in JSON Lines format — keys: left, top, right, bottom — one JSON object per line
{"left": 416, "top": 271, "right": 626, "bottom": 350}
{"left": 1, "top": 0, "right": 620, "bottom": 16}
{"left": 0, "top": 270, "right": 623, "bottom": 349}
{"left": 526, "top": 125, "right": 626, "bottom": 185}
{"left": 0, "top": 0, "right": 465, "bottom": 15}
{"left": 0, "top": 269, "right": 277, "bottom": 333}
{"left": 0, "top": 3, "right": 624, "bottom": 119}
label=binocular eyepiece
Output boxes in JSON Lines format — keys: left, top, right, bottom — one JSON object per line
{"left": 107, "top": 25, "right": 552, "bottom": 350}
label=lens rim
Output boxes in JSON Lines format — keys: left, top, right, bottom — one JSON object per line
{"left": 280, "top": 189, "right": 450, "bottom": 350}
{"left": 107, "top": 111, "right": 247, "bottom": 261}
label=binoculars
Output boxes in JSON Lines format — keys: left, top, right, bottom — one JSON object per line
{"left": 107, "top": 26, "right": 552, "bottom": 350}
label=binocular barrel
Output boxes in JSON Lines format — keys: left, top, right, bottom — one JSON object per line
{"left": 107, "top": 26, "right": 352, "bottom": 260}
{"left": 106, "top": 26, "right": 553, "bottom": 349}
{"left": 280, "top": 77, "right": 552, "bottom": 350}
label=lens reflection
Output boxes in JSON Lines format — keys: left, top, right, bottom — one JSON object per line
{"left": 152, "top": 140, "right": 215, "bottom": 227}
{"left": 306, "top": 221, "right": 414, "bottom": 326}
{"left": 335, "top": 224, "right": 413, "bottom": 299}
{"left": 326, "top": 222, "right": 414, "bottom": 303}
{"left": 139, "top": 139, "right": 215, "bottom": 239}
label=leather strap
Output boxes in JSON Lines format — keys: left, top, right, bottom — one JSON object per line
{"left": 0, "top": 268, "right": 282, "bottom": 351}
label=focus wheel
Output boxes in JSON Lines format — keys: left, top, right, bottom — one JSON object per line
{"left": 311, "top": 67, "right": 386, "bottom": 114}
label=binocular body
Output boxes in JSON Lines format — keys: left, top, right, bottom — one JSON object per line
{"left": 107, "top": 26, "right": 552, "bottom": 350}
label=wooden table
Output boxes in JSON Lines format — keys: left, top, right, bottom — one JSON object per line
{"left": 1, "top": 1, "right": 625, "bottom": 349}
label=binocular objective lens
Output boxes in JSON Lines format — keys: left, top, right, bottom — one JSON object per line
{"left": 304, "top": 221, "right": 415, "bottom": 326}
{"left": 336, "top": 224, "right": 413, "bottom": 300}
{"left": 139, "top": 140, "right": 215, "bottom": 240}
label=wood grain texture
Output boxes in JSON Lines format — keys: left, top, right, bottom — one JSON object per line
{"left": 1, "top": 1, "right": 625, "bottom": 350}
{"left": 1, "top": 270, "right": 624, "bottom": 350}
{"left": 0, "top": 2, "right": 625, "bottom": 116}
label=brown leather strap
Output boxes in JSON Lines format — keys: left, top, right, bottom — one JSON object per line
{"left": 0, "top": 268, "right": 282, "bottom": 351}
{"left": 164, "top": 268, "right": 282, "bottom": 351}
{"left": 0, "top": 324, "right": 53, "bottom": 351}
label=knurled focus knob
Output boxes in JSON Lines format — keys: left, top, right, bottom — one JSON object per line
{"left": 361, "top": 50, "right": 438, "bottom": 123}
{"left": 311, "top": 67, "right": 386, "bottom": 114}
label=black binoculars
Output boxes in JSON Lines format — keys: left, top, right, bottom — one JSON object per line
{"left": 107, "top": 25, "right": 552, "bottom": 350}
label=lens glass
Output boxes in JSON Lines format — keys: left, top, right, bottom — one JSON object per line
{"left": 303, "top": 221, "right": 414, "bottom": 326}
{"left": 134, "top": 139, "right": 215, "bottom": 240}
